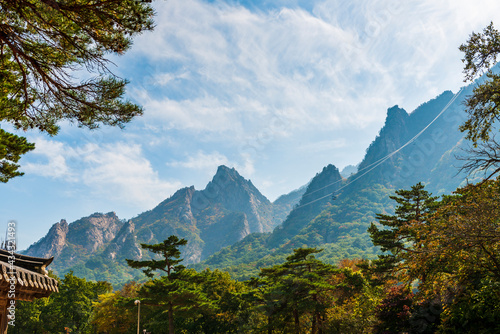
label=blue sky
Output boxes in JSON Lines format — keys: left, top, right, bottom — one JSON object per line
{"left": 2, "top": 0, "right": 500, "bottom": 250}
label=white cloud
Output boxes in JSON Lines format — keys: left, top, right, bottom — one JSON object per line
{"left": 22, "top": 138, "right": 77, "bottom": 181}
{"left": 167, "top": 150, "right": 256, "bottom": 178}
{"left": 167, "top": 151, "right": 230, "bottom": 170}
{"left": 238, "top": 152, "right": 256, "bottom": 177}
{"left": 138, "top": 94, "right": 241, "bottom": 133}
{"left": 124, "top": 0, "right": 500, "bottom": 142}
{"left": 81, "top": 142, "right": 181, "bottom": 207}
{"left": 23, "top": 138, "right": 181, "bottom": 208}
{"left": 298, "top": 139, "right": 347, "bottom": 153}
{"left": 126, "top": 0, "right": 399, "bottom": 138}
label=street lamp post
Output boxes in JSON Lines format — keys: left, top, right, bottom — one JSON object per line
{"left": 134, "top": 300, "right": 141, "bottom": 334}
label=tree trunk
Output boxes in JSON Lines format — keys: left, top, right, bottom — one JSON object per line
{"left": 168, "top": 302, "right": 174, "bottom": 334}
{"left": 317, "top": 312, "right": 323, "bottom": 334}
{"left": 293, "top": 309, "right": 300, "bottom": 334}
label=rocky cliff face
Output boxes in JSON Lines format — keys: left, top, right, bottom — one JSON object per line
{"left": 23, "top": 212, "right": 124, "bottom": 267}
{"left": 24, "top": 219, "right": 69, "bottom": 258}
{"left": 66, "top": 212, "right": 123, "bottom": 252}
{"left": 106, "top": 166, "right": 277, "bottom": 264}
{"left": 23, "top": 166, "right": 302, "bottom": 283}
{"left": 355, "top": 90, "right": 468, "bottom": 193}
{"left": 198, "top": 86, "right": 478, "bottom": 276}
{"left": 105, "top": 221, "right": 142, "bottom": 261}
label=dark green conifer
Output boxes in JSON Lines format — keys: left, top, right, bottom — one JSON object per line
{"left": 0, "top": 0, "right": 154, "bottom": 181}
{"left": 256, "top": 248, "right": 337, "bottom": 334}
{"left": 368, "top": 182, "right": 439, "bottom": 280}
{"left": 127, "top": 236, "right": 211, "bottom": 334}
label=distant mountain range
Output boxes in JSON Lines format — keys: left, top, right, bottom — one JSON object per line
{"left": 23, "top": 166, "right": 306, "bottom": 284}
{"left": 24, "top": 75, "right": 480, "bottom": 285}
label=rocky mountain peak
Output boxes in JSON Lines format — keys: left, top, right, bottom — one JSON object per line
{"left": 66, "top": 212, "right": 123, "bottom": 252}
{"left": 299, "top": 164, "right": 342, "bottom": 206}
{"left": 59, "top": 219, "right": 69, "bottom": 229}
{"left": 167, "top": 186, "right": 196, "bottom": 203}
{"left": 206, "top": 165, "right": 250, "bottom": 193}
{"left": 356, "top": 105, "right": 410, "bottom": 176}
{"left": 266, "top": 164, "right": 343, "bottom": 248}
{"left": 381, "top": 105, "right": 408, "bottom": 135}
{"left": 214, "top": 165, "right": 239, "bottom": 180}
{"left": 202, "top": 166, "right": 263, "bottom": 205}
{"left": 386, "top": 105, "right": 408, "bottom": 119}
{"left": 24, "top": 212, "right": 124, "bottom": 262}
{"left": 23, "top": 219, "right": 69, "bottom": 258}
{"left": 201, "top": 165, "right": 272, "bottom": 233}
{"left": 105, "top": 220, "right": 141, "bottom": 261}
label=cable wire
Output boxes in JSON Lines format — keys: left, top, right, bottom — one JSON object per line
{"left": 295, "top": 87, "right": 465, "bottom": 209}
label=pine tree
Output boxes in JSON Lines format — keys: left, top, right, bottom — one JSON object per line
{"left": 459, "top": 22, "right": 500, "bottom": 144}
{"left": 255, "top": 248, "right": 337, "bottom": 334}
{"left": 126, "top": 236, "right": 188, "bottom": 279}
{"left": 0, "top": 128, "right": 34, "bottom": 182}
{"left": 126, "top": 236, "right": 210, "bottom": 334}
{"left": 0, "top": 0, "right": 154, "bottom": 181}
{"left": 368, "top": 182, "right": 439, "bottom": 281}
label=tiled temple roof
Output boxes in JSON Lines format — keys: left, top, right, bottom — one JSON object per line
{"left": 0, "top": 249, "right": 58, "bottom": 301}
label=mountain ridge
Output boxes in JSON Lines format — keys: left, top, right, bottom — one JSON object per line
{"left": 23, "top": 166, "right": 305, "bottom": 284}
{"left": 194, "top": 86, "right": 475, "bottom": 279}
{"left": 23, "top": 79, "right": 481, "bottom": 284}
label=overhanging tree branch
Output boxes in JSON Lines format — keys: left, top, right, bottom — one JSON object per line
{"left": 457, "top": 137, "right": 500, "bottom": 181}
{"left": 0, "top": 0, "right": 154, "bottom": 182}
